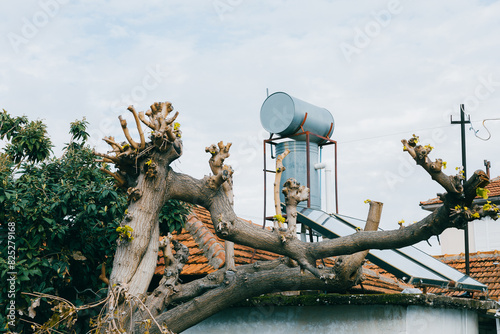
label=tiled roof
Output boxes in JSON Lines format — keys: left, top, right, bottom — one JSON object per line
{"left": 156, "top": 205, "right": 413, "bottom": 294}
{"left": 352, "top": 263, "right": 414, "bottom": 294}
{"left": 428, "top": 251, "right": 500, "bottom": 300}
{"left": 155, "top": 205, "right": 280, "bottom": 276}
{"left": 420, "top": 176, "right": 500, "bottom": 206}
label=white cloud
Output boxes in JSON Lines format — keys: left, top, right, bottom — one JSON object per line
{"left": 1, "top": 0, "right": 499, "bottom": 255}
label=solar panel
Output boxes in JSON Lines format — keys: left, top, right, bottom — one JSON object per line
{"left": 297, "top": 207, "right": 488, "bottom": 291}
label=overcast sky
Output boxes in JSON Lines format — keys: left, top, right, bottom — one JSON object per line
{"left": 1, "top": 0, "right": 499, "bottom": 254}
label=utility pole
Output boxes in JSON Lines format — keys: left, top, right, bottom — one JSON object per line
{"left": 450, "top": 104, "right": 471, "bottom": 275}
{"left": 484, "top": 160, "right": 491, "bottom": 179}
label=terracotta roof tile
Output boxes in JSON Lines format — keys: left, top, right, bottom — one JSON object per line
{"left": 155, "top": 205, "right": 280, "bottom": 275}
{"left": 428, "top": 250, "right": 500, "bottom": 300}
{"left": 155, "top": 205, "right": 413, "bottom": 295}
{"left": 421, "top": 176, "right": 500, "bottom": 206}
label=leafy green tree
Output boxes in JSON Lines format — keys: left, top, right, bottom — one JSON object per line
{"left": 0, "top": 112, "right": 190, "bottom": 332}
{"left": 0, "top": 114, "right": 126, "bottom": 332}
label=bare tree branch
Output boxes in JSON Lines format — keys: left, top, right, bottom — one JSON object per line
{"left": 127, "top": 106, "right": 146, "bottom": 150}
{"left": 334, "top": 200, "right": 382, "bottom": 287}
{"left": 99, "top": 167, "right": 126, "bottom": 188}
{"left": 102, "top": 136, "right": 123, "bottom": 153}
{"left": 273, "top": 149, "right": 290, "bottom": 229}
{"left": 402, "top": 136, "right": 462, "bottom": 194}
{"left": 118, "top": 115, "right": 140, "bottom": 150}
{"left": 282, "top": 178, "right": 309, "bottom": 237}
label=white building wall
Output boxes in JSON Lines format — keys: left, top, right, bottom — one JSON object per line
{"left": 440, "top": 217, "right": 500, "bottom": 255}
{"left": 440, "top": 227, "right": 476, "bottom": 255}
{"left": 473, "top": 217, "right": 500, "bottom": 252}
{"left": 406, "top": 305, "right": 477, "bottom": 334}
{"left": 184, "top": 305, "right": 478, "bottom": 334}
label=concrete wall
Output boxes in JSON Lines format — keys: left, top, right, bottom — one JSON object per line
{"left": 184, "top": 304, "right": 478, "bottom": 334}
{"left": 440, "top": 226, "right": 475, "bottom": 255}
{"left": 440, "top": 217, "right": 500, "bottom": 255}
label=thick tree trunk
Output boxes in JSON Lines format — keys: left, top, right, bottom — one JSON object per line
{"left": 109, "top": 151, "right": 170, "bottom": 297}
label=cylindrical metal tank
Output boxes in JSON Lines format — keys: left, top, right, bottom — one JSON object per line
{"left": 276, "top": 141, "right": 320, "bottom": 209}
{"left": 260, "top": 92, "right": 334, "bottom": 143}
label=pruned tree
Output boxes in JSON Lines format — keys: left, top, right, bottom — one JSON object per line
{"left": 87, "top": 103, "right": 499, "bottom": 333}
{"left": 10, "top": 103, "right": 498, "bottom": 333}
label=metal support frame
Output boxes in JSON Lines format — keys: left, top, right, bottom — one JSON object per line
{"left": 262, "top": 130, "right": 338, "bottom": 228}
{"left": 451, "top": 104, "right": 471, "bottom": 276}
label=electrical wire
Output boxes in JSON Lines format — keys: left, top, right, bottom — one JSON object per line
{"left": 339, "top": 124, "right": 452, "bottom": 144}
{"left": 469, "top": 118, "right": 500, "bottom": 141}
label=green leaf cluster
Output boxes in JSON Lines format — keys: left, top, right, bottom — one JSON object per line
{"left": 0, "top": 112, "right": 127, "bottom": 333}
{"left": 0, "top": 110, "right": 53, "bottom": 163}
{"left": 476, "top": 187, "right": 490, "bottom": 200}
{"left": 116, "top": 225, "right": 134, "bottom": 242}
{"left": 159, "top": 199, "right": 190, "bottom": 235}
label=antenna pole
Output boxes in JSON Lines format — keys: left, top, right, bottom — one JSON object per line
{"left": 450, "top": 104, "right": 471, "bottom": 275}
{"left": 484, "top": 160, "right": 491, "bottom": 179}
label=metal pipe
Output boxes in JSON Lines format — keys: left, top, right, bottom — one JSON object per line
{"left": 319, "top": 146, "right": 323, "bottom": 210}
{"left": 335, "top": 141, "right": 338, "bottom": 214}
{"left": 263, "top": 140, "right": 267, "bottom": 229}
{"left": 306, "top": 132, "right": 311, "bottom": 208}
{"left": 325, "top": 167, "right": 333, "bottom": 214}
{"left": 315, "top": 162, "right": 333, "bottom": 213}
